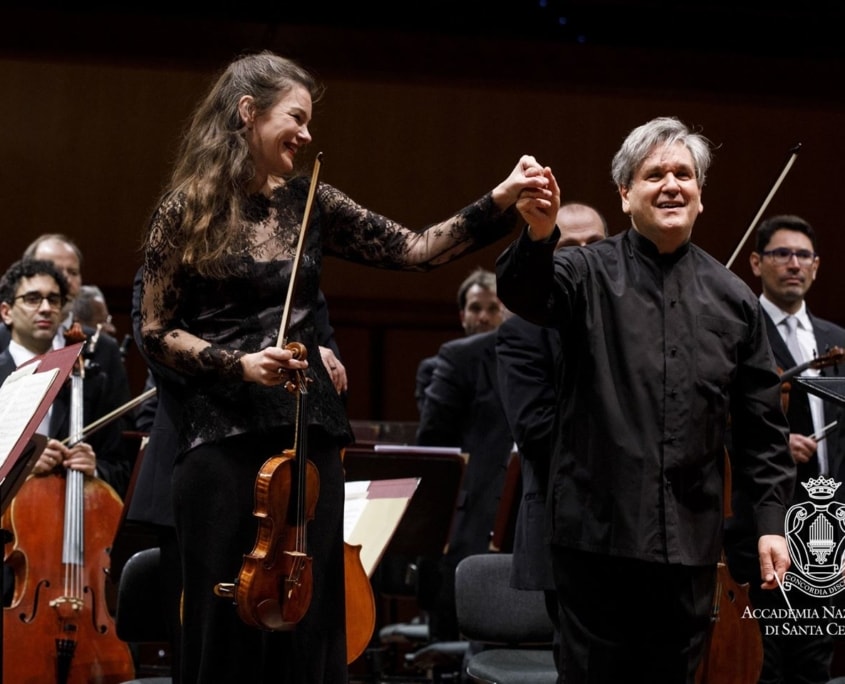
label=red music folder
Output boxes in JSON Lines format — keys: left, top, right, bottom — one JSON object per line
{"left": 0, "top": 342, "right": 83, "bottom": 514}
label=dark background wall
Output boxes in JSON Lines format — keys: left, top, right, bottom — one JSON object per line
{"left": 2, "top": 4, "right": 843, "bottom": 422}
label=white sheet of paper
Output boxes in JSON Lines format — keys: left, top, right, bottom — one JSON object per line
{"left": 0, "top": 363, "right": 58, "bottom": 470}
{"left": 344, "top": 478, "right": 420, "bottom": 576}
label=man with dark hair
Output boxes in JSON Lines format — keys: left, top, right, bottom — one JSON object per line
{"left": 414, "top": 266, "right": 506, "bottom": 414}
{"left": 725, "top": 213, "right": 845, "bottom": 684}
{"left": 0, "top": 257, "right": 132, "bottom": 496}
{"left": 495, "top": 201, "right": 607, "bottom": 667}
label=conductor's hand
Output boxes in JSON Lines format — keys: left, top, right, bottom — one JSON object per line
{"left": 241, "top": 346, "right": 309, "bottom": 386}
{"left": 518, "top": 166, "right": 560, "bottom": 241}
{"left": 492, "top": 155, "right": 553, "bottom": 210}
{"left": 758, "top": 534, "right": 790, "bottom": 590}
{"left": 319, "top": 346, "right": 348, "bottom": 394}
{"left": 789, "top": 433, "right": 817, "bottom": 464}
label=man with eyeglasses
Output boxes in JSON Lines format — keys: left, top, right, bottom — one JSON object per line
{"left": 725, "top": 214, "right": 845, "bottom": 684}
{"left": 0, "top": 258, "right": 132, "bottom": 499}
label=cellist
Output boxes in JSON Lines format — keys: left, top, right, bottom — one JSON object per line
{"left": 724, "top": 214, "right": 845, "bottom": 684}
{"left": 0, "top": 257, "right": 135, "bottom": 682}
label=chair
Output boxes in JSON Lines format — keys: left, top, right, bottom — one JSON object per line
{"left": 115, "top": 547, "right": 173, "bottom": 684}
{"left": 454, "top": 552, "right": 558, "bottom": 684}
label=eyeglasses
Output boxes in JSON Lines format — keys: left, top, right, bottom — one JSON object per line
{"left": 13, "top": 292, "right": 65, "bottom": 309}
{"left": 760, "top": 248, "right": 818, "bottom": 266}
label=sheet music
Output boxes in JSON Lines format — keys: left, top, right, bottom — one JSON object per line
{"left": 0, "top": 363, "right": 59, "bottom": 470}
{"left": 344, "top": 477, "right": 420, "bottom": 576}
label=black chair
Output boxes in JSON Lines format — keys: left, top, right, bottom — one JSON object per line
{"left": 115, "top": 547, "right": 173, "bottom": 684}
{"left": 454, "top": 552, "right": 557, "bottom": 683}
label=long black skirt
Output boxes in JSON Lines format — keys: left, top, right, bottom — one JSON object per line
{"left": 172, "top": 428, "right": 348, "bottom": 684}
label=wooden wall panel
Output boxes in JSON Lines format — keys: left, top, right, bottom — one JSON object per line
{"left": 1, "top": 13, "right": 842, "bottom": 421}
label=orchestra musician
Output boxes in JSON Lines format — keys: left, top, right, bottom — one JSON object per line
{"left": 1, "top": 257, "right": 133, "bottom": 606}
{"left": 496, "top": 116, "right": 795, "bottom": 683}
{"left": 137, "top": 50, "right": 552, "bottom": 683}
{"left": 725, "top": 214, "right": 845, "bottom": 684}
{"left": 494, "top": 201, "right": 607, "bottom": 667}
{"left": 125, "top": 266, "right": 348, "bottom": 684}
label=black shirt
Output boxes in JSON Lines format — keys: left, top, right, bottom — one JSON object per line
{"left": 496, "top": 226, "right": 794, "bottom": 566}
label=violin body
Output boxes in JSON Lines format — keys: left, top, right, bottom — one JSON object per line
{"left": 232, "top": 450, "right": 320, "bottom": 631}
{"left": 3, "top": 472, "right": 135, "bottom": 684}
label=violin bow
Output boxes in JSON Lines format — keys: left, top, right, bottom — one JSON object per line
{"left": 60, "top": 387, "right": 157, "bottom": 446}
{"left": 277, "top": 152, "right": 323, "bottom": 348}
{"left": 725, "top": 143, "right": 801, "bottom": 270}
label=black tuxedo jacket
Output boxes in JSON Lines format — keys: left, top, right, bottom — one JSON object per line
{"left": 0, "top": 329, "right": 132, "bottom": 498}
{"left": 495, "top": 314, "right": 558, "bottom": 591}
{"left": 417, "top": 330, "right": 514, "bottom": 563}
{"left": 763, "top": 309, "right": 845, "bottom": 489}
{"left": 726, "top": 308, "right": 845, "bottom": 583}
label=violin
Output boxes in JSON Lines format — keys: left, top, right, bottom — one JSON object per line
{"left": 215, "top": 343, "right": 320, "bottom": 630}
{"left": 213, "top": 153, "right": 325, "bottom": 632}
{"left": 214, "top": 154, "right": 376, "bottom": 659}
{"left": 779, "top": 346, "right": 845, "bottom": 415}
{"left": 3, "top": 322, "right": 135, "bottom": 683}
{"left": 779, "top": 345, "right": 845, "bottom": 385}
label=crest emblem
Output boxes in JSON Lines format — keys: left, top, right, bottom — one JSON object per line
{"left": 783, "top": 477, "right": 845, "bottom": 597}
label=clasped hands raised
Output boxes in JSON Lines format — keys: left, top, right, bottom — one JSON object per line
{"left": 493, "top": 155, "right": 561, "bottom": 240}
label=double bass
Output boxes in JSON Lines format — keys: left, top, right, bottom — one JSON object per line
{"left": 2, "top": 324, "right": 135, "bottom": 683}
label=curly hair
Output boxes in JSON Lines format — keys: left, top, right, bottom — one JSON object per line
{"left": 0, "top": 258, "right": 69, "bottom": 306}
{"left": 152, "top": 51, "right": 324, "bottom": 278}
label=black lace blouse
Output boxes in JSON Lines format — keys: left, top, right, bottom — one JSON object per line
{"left": 140, "top": 176, "right": 519, "bottom": 452}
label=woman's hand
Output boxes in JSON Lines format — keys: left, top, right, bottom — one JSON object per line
{"left": 319, "top": 346, "right": 348, "bottom": 394}
{"left": 517, "top": 166, "right": 560, "bottom": 241}
{"left": 492, "top": 155, "right": 554, "bottom": 209}
{"left": 241, "top": 346, "right": 309, "bottom": 387}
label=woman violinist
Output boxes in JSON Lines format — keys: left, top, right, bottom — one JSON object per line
{"left": 138, "top": 50, "right": 554, "bottom": 683}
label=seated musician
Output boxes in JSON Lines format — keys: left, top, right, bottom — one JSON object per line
{"left": 0, "top": 257, "right": 133, "bottom": 498}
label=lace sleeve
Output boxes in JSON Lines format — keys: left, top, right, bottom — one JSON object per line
{"left": 140, "top": 195, "right": 244, "bottom": 380}
{"left": 319, "top": 184, "right": 519, "bottom": 270}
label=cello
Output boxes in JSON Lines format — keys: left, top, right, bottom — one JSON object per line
{"left": 2, "top": 323, "right": 135, "bottom": 683}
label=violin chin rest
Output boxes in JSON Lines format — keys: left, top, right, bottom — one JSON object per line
{"left": 256, "top": 599, "right": 296, "bottom": 632}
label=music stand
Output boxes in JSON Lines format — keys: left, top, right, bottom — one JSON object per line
{"left": 0, "top": 435, "right": 46, "bottom": 517}
{"left": 794, "top": 377, "right": 845, "bottom": 407}
{"left": 343, "top": 445, "right": 465, "bottom": 558}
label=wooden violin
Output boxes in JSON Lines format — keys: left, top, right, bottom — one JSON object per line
{"left": 213, "top": 153, "right": 376, "bottom": 659}
{"left": 216, "top": 344, "right": 321, "bottom": 631}
{"left": 213, "top": 153, "right": 324, "bottom": 632}
{"left": 779, "top": 345, "right": 844, "bottom": 414}
{"left": 779, "top": 345, "right": 845, "bottom": 385}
